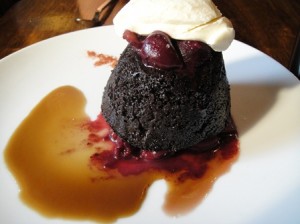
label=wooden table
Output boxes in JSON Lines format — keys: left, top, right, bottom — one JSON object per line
{"left": 0, "top": 0, "right": 299, "bottom": 78}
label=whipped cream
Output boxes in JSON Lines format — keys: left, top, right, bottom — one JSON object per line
{"left": 113, "top": 0, "right": 235, "bottom": 51}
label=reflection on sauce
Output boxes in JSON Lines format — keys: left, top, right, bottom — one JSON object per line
{"left": 5, "top": 86, "right": 239, "bottom": 222}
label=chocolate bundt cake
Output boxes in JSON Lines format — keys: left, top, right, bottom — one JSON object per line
{"left": 101, "top": 35, "right": 230, "bottom": 152}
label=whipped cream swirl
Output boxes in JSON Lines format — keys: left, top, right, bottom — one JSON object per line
{"left": 113, "top": 0, "right": 235, "bottom": 52}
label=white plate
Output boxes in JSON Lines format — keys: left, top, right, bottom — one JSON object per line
{"left": 0, "top": 26, "right": 300, "bottom": 224}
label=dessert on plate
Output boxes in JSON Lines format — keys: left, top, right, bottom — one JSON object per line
{"left": 101, "top": 0, "right": 235, "bottom": 154}
{"left": 4, "top": 1, "right": 238, "bottom": 221}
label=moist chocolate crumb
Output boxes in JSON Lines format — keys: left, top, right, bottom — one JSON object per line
{"left": 101, "top": 45, "right": 230, "bottom": 151}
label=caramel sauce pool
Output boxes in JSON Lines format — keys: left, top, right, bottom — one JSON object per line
{"left": 5, "top": 86, "right": 239, "bottom": 223}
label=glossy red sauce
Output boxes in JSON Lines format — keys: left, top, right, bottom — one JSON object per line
{"left": 87, "top": 114, "right": 238, "bottom": 181}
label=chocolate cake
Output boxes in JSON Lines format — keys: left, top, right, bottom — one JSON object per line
{"left": 101, "top": 33, "right": 230, "bottom": 152}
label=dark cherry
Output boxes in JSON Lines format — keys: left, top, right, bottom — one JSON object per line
{"left": 178, "top": 40, "right": 212, "bottom": 65}
{"left": 140, "top": 31, "right": 183, "bottom": 69}
{"left": 123, "top": 30, "right": 212, "bottom": 71}
{"left": 123, "top": 30, "right": 183, "bottom": 69}
{"left": 123, "top": 29, "right": 143, "bottom": 49}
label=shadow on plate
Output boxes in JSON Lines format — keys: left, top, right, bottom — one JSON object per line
{"left": 231, "top": 84, "right": 282, "bottom": 136}
{"left": 226, "top": 54, "right": 299, "bottom": 137}
{"left": 246, "top": 187, "right": 300, "bottom": 224}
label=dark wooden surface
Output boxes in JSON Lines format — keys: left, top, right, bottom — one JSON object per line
{"left": 0, "top": 0, "right": 299, "bottom": 77}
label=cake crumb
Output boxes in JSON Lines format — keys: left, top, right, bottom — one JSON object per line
{"left": 87, "top": 50, "right": 118, "bottom": 68}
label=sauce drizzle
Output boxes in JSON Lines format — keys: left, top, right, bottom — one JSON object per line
{"left": 5, "top": 86, "right": 239, "bottom": 222}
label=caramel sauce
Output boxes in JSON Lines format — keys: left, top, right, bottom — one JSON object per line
{"left": 5, "top": 86, "right": 239, "bottom": 222}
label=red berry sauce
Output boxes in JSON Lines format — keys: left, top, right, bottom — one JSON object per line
{"left": 87, "top": 114, "right": 239, "bottom": 181}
